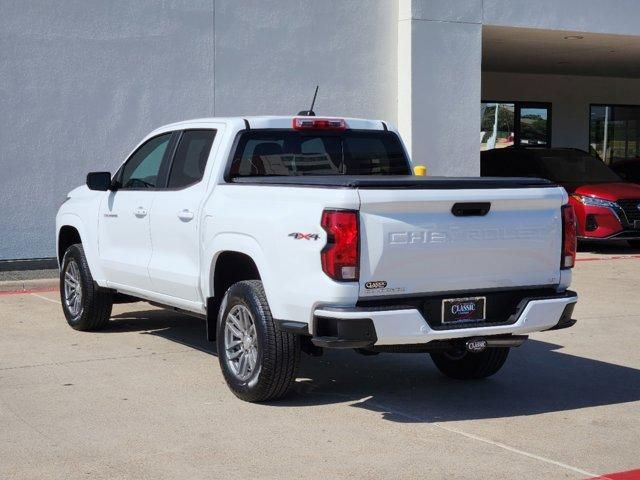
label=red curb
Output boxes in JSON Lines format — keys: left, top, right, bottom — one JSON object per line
{"left": 0, "top": 287, "right": 59, "bottom": 297}
{"left": 576, "top": 255, "right": 640, "bottom": 262}
{"left": 588, "top": 468, "right": 640, "bottom": 480}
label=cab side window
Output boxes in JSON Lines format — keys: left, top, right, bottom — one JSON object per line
{"left": 167, "top": 130, "right": 217, "bottom": 189}
{"left": 120, "top": 134, "right": 172, "bottom": 189}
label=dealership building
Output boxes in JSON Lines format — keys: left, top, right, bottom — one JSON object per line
{"left": 3, "top": 0, "right": 640, "bottom": 261}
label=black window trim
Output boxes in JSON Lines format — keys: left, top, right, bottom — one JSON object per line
{"left": 222, "top": 128, "right": 410, "bottom": 183}
{"left": 481, "top": 100, "right": 553, "bottom": 148}
{"left": 114, "top": 131, "right": 178, "bottom": 192}
{"left": 162, "top": 128, "right": 218, "bottom": 191}
{"left": 589, "top": 102, "right": 640, "bottom": 164}
{"left": 114, "top": 128, "right": 218, "bottom": 192}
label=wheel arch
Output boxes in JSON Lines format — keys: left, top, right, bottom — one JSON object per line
{"left": 203, "top": 234, "right": 280, "bottom": 341}
{"left": 57, "top": 225, "right": 82, "bottom": 265}
{"left": 56, "top": 213, "right": 105, "bottom": 282}
{"left": 211, "top": 251, "right": 262, "bottom": 300}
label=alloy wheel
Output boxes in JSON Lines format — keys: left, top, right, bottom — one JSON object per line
{"left": 224, "top": 305, "right": 258, "bottom": 381}
{"left": 64, "top": 260, "right": 83, "bottom": 317}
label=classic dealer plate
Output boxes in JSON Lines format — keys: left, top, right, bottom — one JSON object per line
{"left": 442, "top": 296, "right": 486, "bottom": 324}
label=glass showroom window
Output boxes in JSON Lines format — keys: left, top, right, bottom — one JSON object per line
{"left": 481, "top": 103, "right": 514, "bottom": 151}
{"left": 590, "top": 105, "right": 640, "bottom": 163}
{"left": 481, "top": 102, "right": 551, "bottom": 151}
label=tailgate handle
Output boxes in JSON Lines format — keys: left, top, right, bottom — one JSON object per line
{"left": 451, "top": 202, "right": 491, "bottom": 217}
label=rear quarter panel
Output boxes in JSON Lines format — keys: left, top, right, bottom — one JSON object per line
{"left": 201, "top": 184, "right": 361, "bottom": 324}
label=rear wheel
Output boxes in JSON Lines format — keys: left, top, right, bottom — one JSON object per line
{"left": 60, "top": 244, "right": 113, "bottom": 331}
{"left": 430, "top": 347, "right": 509, "bottom": 380}
{"left": 216, "top": 280, "right": 300, "bottom": 402}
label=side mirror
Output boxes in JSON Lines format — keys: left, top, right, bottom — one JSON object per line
{"left": 86, "top": 172, "right": 112, "bottom": 191}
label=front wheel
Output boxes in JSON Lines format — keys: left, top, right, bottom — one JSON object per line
{"left": 60, "top": 244, "right": 113, "bottom": 331}
{"left": 430, "top": 347, "right": 509, "bottom": 380}
{"left": 216, "top": 280, "right": 300, "bottom": 402}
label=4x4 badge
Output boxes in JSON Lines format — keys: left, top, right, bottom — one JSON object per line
{"left": 288, "top": 233, "right": 320, "bottom": 240}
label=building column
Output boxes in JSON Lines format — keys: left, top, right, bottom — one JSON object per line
{"left": 398, "top": 0, "right": 483, "bottom": 176}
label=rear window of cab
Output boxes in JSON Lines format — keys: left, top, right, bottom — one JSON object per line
{"left": 228, "top": 130, "right": 410, "bottom": 177}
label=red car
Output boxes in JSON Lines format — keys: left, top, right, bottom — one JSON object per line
{"left": 481, "top": 148, "right": 640, "bottom": 247}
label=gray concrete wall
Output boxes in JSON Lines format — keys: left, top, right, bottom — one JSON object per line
{"left": 482, "top": 71, "right": 640, "bottom": 151}
{"left": 0, "top": 0, "right": 215, "bottom": 260}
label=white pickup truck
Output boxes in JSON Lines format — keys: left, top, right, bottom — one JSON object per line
{"left": 56, "top": 115, "right": 578, "bottom": 402}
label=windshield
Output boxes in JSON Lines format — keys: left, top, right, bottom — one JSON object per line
{"left": 537, "top": 152, "right": 622, "bottom": 184}
{"left": 228, "top": 130, "right": 410, "bottom": 177}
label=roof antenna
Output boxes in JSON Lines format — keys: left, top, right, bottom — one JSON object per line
{"left": 298, "top": 85, "right": 318, "bottom": 116}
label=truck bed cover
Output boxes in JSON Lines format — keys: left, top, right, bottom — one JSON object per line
{"left": 230, "top": 175, "right": 555, "bottom": 189}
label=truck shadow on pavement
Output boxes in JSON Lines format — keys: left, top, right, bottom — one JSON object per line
{"left": 108, "top": 308, "right": 217, "bottom": 355}
{"left": 578, "top": 240, "right": 640, "bottom": 255}
{"left": 108, "top": 308, "right": 640, "bottom": 423}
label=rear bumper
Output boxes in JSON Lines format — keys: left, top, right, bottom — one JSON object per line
{"left": 311, "top": 290, "right": 577, "bottom": 348}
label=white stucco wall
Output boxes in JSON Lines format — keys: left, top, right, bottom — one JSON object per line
{"left": 0, "top": 0, "right": 215, "bottom": 260}
{"left": 482, "top": 71, "right": 640, "bottom": 151}
{"left": 0, "top": 0, "right": 397, "bottom": 260}
{"left": 214, "top": 0, "right": 398, "bottom": 122}
{"left": 5, "top": 0, "right": 640, "bottom": 260}
{"left": 483, "top": 0, "right": 640, "bottom": 36}
{"left": 398, "top": 0, "right": 482, "bottom": 176}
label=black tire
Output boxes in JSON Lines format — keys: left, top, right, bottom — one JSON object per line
{"left": 430, "top": 347, "right": 509, "bottom": 380}
{"left": 60, "top": 244, "right": 113, "bottom": 331}
{"left": 216, "top": 280, "right": 300, "bottom": 402}
{"left": 627, "top": 240, "right": 640, "bottom": 249}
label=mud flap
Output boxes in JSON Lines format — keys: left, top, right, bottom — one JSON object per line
{"left": 206, "top": 297, "right": 220, "bottom": 342}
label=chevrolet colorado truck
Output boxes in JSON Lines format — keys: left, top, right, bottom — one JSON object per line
{"left": 56, "top": 116, "right": 578, "bottom": 402}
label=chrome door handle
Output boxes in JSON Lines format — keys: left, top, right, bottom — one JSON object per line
{"left": 134, "top": 207, "right": 147, "bottom": 217}
{"left": 178, "top": 209, "right": 194, "bottom": 221}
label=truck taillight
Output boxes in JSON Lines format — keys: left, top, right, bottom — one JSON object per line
{"left": 292, "top": 118, "right": 347, "bottom": 130}
{"left": 562, "top": 204, "right": 577, "bottom": 269}
{"left": 321, "top": 209, "right": 359, "bottom": 281}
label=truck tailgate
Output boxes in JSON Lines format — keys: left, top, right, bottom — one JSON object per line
{"left": 357, "top": 186, "right": 567, "bottom": 297}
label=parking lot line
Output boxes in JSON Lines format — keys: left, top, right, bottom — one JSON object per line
{"left": 29, "top": 292, "right": 61, "bottom": 304}
{"left": 358, "top": 396, "right": 603, "bottom": 479}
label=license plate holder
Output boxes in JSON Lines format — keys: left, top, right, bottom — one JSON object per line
{"left": 442, "top": 296, "right": 486, "bottom": 324}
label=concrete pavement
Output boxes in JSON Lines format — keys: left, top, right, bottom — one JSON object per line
{"left": 1, "top": 250, "right": 639, "bottom": 479}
